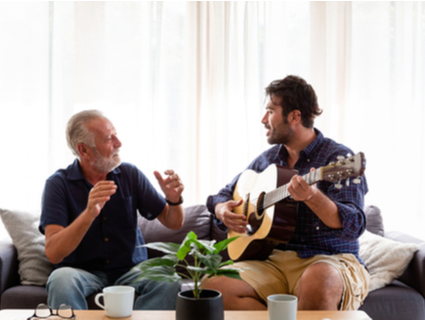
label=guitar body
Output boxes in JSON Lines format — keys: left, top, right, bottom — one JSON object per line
{"left": 228, "top": 164, "right": 298, "bottom": 261}
{"left": 227, "top": 152, "right": 367, "bottom": 261}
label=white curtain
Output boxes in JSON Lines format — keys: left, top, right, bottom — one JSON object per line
{"left": 0, "top": 1, "right": 424, "bottom": 239}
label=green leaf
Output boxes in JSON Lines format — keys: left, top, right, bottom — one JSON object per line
{"left": 213, "top": 236, "right": 239, "bottom": 254}
{"left": 141, "top": 242, "right": 180, "bottom": 255}
{"left": 195, "top": 239, "right": 217, "bottom": 254}
{"left": 186, "top": 231, "right": 197, "bottom": 240}
{"left": 134, "top": 255, "right": 178, "bottom": 272}
{"left": 193, "top": 251, "right": 222, "bottom": 271}
{"left": 211, "top": 268, "right": 242, "bottom": 280}
{"left": 176, "top": 232, "right": 198, "bottom": 260}
{"left": 136, "top": 265, "right": 181, "bottom": 283}
{"left": 218, "top": 260, "right": 234, "bottom": 267}
{"left": 187, "top": 265, "right": 208, "bottom": 273}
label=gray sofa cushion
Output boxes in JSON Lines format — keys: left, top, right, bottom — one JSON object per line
{"left": 138, "top": 204, "right": 215, "bottom": 259}
{"left": 0, "top": 285, "right": 47, "bottom": 309}
{"left": 386, "top": 231, "right": 425, "bottom": 301}
{"left": 139, "top": 204, "right": 213, "bottom": 245}
{"left": 360, "top": 281, "right": 425, "bottom": 320}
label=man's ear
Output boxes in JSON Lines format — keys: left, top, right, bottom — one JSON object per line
{"left": 288, "top": 110, "right": 302, "bottom": 124}
{"left": 77, "top": 143, "right": 90, "bottom": 159}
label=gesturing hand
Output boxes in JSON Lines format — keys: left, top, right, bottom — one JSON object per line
{"left": 215, "top": 199, "right": 247, "bottom": 234}
{"left": 154, "top": 170, "right": 184, "bottom": 203}
{"left": 86, "top": 181, "right": 117, "bottom": 218}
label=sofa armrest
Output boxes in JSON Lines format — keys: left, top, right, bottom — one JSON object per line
{"left": 385, "top": 230, "right": 425, "bottom": 298}
{"left": 0, "top": 239, "right": 20, "bottom": 296}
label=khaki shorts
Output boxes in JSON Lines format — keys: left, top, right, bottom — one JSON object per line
{"left": 234, "top": 250, "right": 370, "bottom": 310}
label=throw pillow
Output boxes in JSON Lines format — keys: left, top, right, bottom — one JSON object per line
{"left": 0, "top": 208, "right": 53, "bottom": 286}
{"left": 359, "top": 230, "right": 418, "bottom": 291}
{"left": 364, "top": 205, "right": 384, "bottom": 236}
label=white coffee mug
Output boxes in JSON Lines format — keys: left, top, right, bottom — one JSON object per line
{"left": 267, "top": 294, "right": 298, "bottom": 320}
{"left": 95, "top": 285, "right": 135, "bottom": 318}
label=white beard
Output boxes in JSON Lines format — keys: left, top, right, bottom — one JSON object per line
{"left": 91, "top": 150, "right": 121, "bottom": 173}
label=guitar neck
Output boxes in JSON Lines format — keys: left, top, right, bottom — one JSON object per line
{"left": 263, "top": 168, "right": 323, "bottom": 209}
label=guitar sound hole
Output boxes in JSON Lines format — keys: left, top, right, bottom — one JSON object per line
{"left": 247, "top": 196, "right": 265, "bottom": 235}
{"left": 256, "top": 194, "right": 265, "bottom": 218}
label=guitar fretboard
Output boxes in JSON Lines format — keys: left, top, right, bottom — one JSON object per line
{"left": 263, "top": 168, "right": 323, "bottom": 209}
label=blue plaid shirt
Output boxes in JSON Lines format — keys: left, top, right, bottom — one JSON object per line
{"left": 207, "top": 129, "right": 368, "bottom": 264}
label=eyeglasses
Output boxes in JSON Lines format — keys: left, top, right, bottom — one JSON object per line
{"left": 27, "top": 304, "right": 76, "bottom": 320}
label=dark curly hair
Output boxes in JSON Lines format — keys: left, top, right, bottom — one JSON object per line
{"left": 265, "top": 75, "right": 323, "bottom": 128}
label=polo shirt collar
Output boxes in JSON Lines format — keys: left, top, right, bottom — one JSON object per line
{"left": 67, "top": 159, "right": 122, "bottom": 180}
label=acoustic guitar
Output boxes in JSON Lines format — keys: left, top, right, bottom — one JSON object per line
{"left": 228, "top": 152, "right": 366, "bottom": 261}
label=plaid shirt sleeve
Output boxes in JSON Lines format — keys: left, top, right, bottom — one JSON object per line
{"left": 316, "top": 177, "right": 368, "bottom": 240}
{"left": 206, "top": 174, "right": 241, "bottom": 214}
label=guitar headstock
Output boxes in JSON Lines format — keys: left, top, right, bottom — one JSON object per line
{"left": 321, "top": 152, "right": 366, "bottom": 187}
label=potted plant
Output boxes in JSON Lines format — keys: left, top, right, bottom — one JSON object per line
{"left": 134, "top": 231, "right": 242, "bottom": 320}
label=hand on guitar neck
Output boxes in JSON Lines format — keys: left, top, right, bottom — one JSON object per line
{"left": 288, "top": 170, "right": 341, "bottom": 229}
{"left": 215, "top": 199, "right": 248, "bottom": 234}
{"left": 287, "top": 167, "right": 318, "bottom": 202}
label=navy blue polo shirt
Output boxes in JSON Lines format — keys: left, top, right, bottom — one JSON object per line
{"left": 39, "top": 159, "right": 166, "bottom": 281}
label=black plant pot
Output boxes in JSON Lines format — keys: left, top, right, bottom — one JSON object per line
{"left": 176, "top": 289, "right": 224, "bottom": 320}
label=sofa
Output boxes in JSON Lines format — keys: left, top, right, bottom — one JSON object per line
{"left": 0, "top": 204, "right": 424, "bottom": 320}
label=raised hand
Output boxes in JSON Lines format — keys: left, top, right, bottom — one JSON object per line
{"left": 86, "top": 181, "right": 117, "bottom": 218}
{"left": 215, "top": 199, "right": 247, "bottom": 233}
{"left": 154, "top": 170, "right": 184, "bottom": 203}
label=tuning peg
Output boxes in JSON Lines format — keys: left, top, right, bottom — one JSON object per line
{"left": 335, "top": 180, "right": 343, "bottom": 189}
{"left": 346, "top": 178, "right": 350, "bottom": 187}
{"left": 353, "top": 176, "right": 361, "bottom": 184}
{"left": 336, "top": 155, "right": 346, "bottom": 165}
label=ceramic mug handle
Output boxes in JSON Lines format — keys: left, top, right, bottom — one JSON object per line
{"left": 94, "top": 293, "right": 105, "bottom": 309}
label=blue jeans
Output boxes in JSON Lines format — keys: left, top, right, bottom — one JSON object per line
{"left": 46, "top": 267, "right": 181, "bottom": 310}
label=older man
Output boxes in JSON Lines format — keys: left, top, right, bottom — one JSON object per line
{"left": 40, "top": 110, "right": 184, "bottom": 310}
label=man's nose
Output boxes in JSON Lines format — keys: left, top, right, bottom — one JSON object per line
{"left": 114, "top": 136, "right": 122, "bottom": 148}
{"left": 261, "top": 112, "right": 267, "bottom": 124}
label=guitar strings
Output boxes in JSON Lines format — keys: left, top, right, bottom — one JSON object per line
{"left": 243, "top": 171, "right": 317, "bottom": 213}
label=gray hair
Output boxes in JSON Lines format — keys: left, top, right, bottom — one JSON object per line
{"left": 66, "top": 110, "right": 106, "bottom": 157}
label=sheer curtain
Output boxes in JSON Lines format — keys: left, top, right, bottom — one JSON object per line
{"left": 311, "top": 2, "right": 425, "bottom": 237}
{"left": 0, "top": 1, "right": 424, "bottom": 239}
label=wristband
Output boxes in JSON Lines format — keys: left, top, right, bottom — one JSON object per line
{"left": 166, "top": 196, "right": 183, "bottom": 206}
